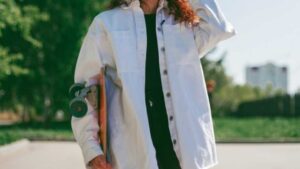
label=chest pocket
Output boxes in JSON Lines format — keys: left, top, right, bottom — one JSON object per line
{"left": 163, "top": 23, "right": 199, "bottom": 65}
{"left": 110, "top": 30, "right": 138, "bottom": 72}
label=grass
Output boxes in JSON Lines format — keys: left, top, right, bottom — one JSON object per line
{"left": 213, "top": 116, "right": 300, "bottom": 142}
{"left": 0, "top": 121, "right": 74, "bottom": 146}
{"left": 1, "top": 117, "right": 300, "bottom": 146}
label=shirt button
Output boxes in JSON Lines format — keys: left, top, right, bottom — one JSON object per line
{"left": 163, "top": 69, "right": 168, "bottom": 75}
{"left": 161, "top": 47, "right": 165, "bottom": 52}
{"left": 173, "top": 139, "right": 177, "bottom": 145}
{"left": 166, "top": 92, "right": 171, "bottom": 97}
{"left": 157, "top": 27, "right": 162, "bottom": 31}
{"left": 169, "top": 115, "right": 173, "bottom": 121}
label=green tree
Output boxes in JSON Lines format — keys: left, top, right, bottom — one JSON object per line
{"left": 201, "top": 49, "right": 273, "bottom": 116}
{"left": 1, "top": 0, "right": 110, "bottom": 123}
{"left": 0, "top": 0, "right": 48, "bottom": 121}
{"left": 0, "top": 0, "right": 47, "bottom": 81}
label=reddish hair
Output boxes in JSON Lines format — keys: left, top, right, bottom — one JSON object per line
{"left": 108, "top": 0, "right": 200, "bottom": 26}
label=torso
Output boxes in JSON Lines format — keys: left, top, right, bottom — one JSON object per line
{"left": 144, "top": 12, "right": 181, "bottom": 169}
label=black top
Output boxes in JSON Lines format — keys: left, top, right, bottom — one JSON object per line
{"left": 144, "top": 13, "right": 162, "bottom": 91}
{"left": 144, "top": 13, "right": 181, "bottom": 169}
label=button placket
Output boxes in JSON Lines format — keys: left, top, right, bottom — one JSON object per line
{"left": 155, "top": 10, "right": 182, "bottom": 163}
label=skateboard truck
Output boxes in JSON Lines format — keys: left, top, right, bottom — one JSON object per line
{"left": 69, "top": 82, "right": 99, "bottom": 118}
{"left": 69, "top": 67, "right": 111, "bottom": 162}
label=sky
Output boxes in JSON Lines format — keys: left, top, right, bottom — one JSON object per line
{"left": 212, "top": 0, "right": 300, "bottom": 94}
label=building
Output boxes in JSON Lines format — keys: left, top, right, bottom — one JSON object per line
{"left": 246, "top": 62, "right": 288, "bottom": 92}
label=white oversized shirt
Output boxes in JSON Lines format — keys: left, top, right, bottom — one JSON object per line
{"left": 71, "top": 0, "right": 236, "bottom": 169}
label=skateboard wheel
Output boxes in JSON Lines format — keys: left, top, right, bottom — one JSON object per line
{"left": 69, "top": 83, "right": 85, "bottom": 98}
{"left": 69, "top": 97, "right": 87, "bottom": 118}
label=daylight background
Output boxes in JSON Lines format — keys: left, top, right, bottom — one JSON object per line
{"left": 219, "top": 0, "right": 300, "bottom": 94}
{"left": 0, "top": 0, "right": 299, "bottom": 169}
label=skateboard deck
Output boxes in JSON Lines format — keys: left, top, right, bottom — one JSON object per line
{"left": 98, "top": 67, "right": 109, "bottom": 161}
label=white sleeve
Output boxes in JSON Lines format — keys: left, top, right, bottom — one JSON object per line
{"left": 71, "top": 18, "right": 105, "bottom": 168}
{"left": 190, "top": 0, "right": 237, "bottom": 59}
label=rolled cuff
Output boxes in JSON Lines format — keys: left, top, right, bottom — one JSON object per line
{"left": 81, "top": 141, "right": 104, "bottom": 168}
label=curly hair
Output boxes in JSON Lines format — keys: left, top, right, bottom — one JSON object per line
{"left": 109, "top": 0, "right": 200, "bottom": 26}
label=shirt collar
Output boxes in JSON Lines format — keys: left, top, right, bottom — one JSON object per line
{"left": 120, "top": 0, "right": 168, "bottom": 10}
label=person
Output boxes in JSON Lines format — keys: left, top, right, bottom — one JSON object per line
{"left": 71, "top": 0, "right": 236, "bottom": 169}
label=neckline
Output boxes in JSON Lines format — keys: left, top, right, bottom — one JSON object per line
{"left": 144, "top": 13, "right": 156, "bottom": 16}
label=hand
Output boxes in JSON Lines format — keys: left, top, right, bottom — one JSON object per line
{"left": 89, "top": 155, "right": 113, "bottom": 169}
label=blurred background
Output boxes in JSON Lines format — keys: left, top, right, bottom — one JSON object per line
{"left": 0, "top": 0, "right": 299, "bottom": 169}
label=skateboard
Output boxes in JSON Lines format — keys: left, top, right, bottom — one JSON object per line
{"left": 69, "top": 67, "right": 110, "bottom": 162}
{"left": 98, "top": 67, "right": 109, "bottom": 160}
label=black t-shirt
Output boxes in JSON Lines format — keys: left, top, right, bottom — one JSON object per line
{"left": 144, "top": 13, "right": 162, "bottom": 91}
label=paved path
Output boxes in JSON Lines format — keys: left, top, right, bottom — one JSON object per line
{"left": 0, "top": 142, "right": 299, "bottom": 169}
{"left": 213, "top": 143, "right": 300, "bottom": 169}
{"left": 0, "top": 141, "right": 85, "bottom": 169}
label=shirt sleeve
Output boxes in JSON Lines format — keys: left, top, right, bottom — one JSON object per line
{"left": 71, "top": 17, "right": 105, "bottom": 168}
{"left": 190, "top": 0, "right": 237, "bottom": 59}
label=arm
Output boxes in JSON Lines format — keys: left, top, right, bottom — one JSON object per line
{"left": 71, "top": 17, "right": 106, "bottom": 168}
{"left": 190, "top": 0, "right": 237, "bottom": 59}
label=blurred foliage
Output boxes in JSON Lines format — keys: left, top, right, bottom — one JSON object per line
{"left": 0, "top": 0, "right": 110, "bottom": 122}
{"left": 237, "top": 94, "right": 300, "bottom": 117}
{"left": 201, "top": 49, "right": 285, "bottom": 116}
{"left": 0, "top": 0, "right": 48, "bottom": 80}
{"left": 0, "top": 121, "right": 73, "bottom": 145}
{"left": 214, "top": 116, "right": 300, "bottom": 142}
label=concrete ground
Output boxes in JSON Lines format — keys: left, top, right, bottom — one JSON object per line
{"left": 0, "top": 142, "right": 299, "bottom": 169}
{"left": 0, "top": 141, "right": 85, "bottom": 169}
{"left": 213, "top": 143, "right": 300, "bottom": 169}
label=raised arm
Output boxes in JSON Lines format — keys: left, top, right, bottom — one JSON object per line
{"left": 189, "top": 0, "right": 237, "bottom": 59}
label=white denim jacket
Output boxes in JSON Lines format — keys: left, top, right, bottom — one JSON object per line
{"left": 71, "top": 0, "right": 236, "bottom": 168}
